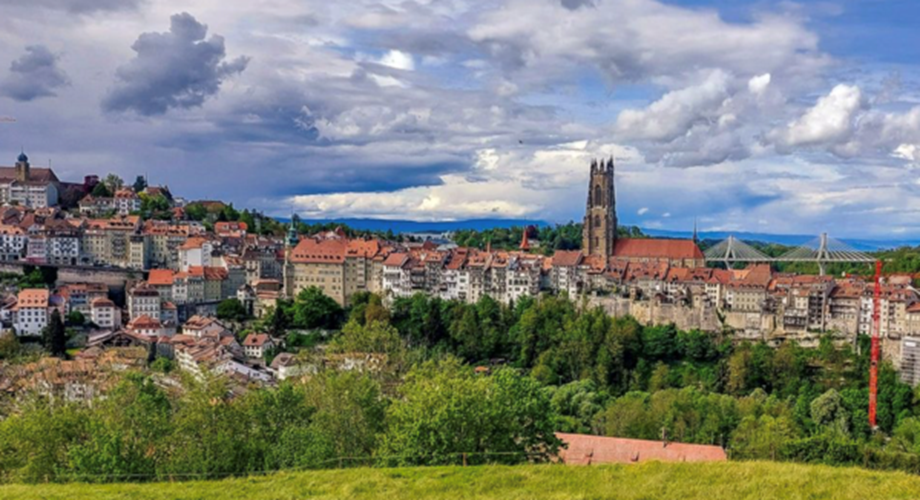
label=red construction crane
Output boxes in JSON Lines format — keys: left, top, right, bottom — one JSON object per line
{"left": 869, "top": 259, "right": 882, "bottom": 429}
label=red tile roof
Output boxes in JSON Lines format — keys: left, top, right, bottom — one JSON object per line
{"left": 128, "top": 315, "right": 162, "bottom": 329}
{"left": 556, "top": 433, "right": 727, "bottom": 465}
{"left": 290, "top": 237, "right": 347, "bottom": 264}
{"left": 613, "top": 238, "right": 704, "bottom": 261}
{"left": 148, "top": 269, "right": 176, "bottom": 286}
{"left": 91, "top": 298, "right": 115, "bottom": 308}
{"left": 215, "top": 221, "right": 248, "bottom": 234}
{"left": 114, "top": 189, "right": 138, "bottom": 199}
{"left": 188, "top": 266, "right": 229, "bottom": 281}
{"left": 346, "top": 238, "right": 381, "bottom": 258}
{"left": 17, "top": 288, "right": 49, "bottom": 308}
{"left": 243, "top": 333, "right": 272, "bottom": 347}
{"left": 178, "top": 237, "right": 209, "bottom": 250}
{"left": 383, "top": 252, "right": 410, "bottom": 267}
{"left": 552, "top": 250, "right": 583, "bottom": 267}
{"left": 0, "top": 166, "right": 59, "bottom": 183}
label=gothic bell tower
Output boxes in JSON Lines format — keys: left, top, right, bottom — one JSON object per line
{"left": 582, "top": 158, "right": 617, "bottom": 259}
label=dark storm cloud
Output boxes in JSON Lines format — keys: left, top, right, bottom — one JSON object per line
{"left": 0, "top": 45, "right": 70, "bottom": 102}
{"left": 102, "top": 12, "right": 249, "bottom": 116}
{"left": 0, "top": 0, "right": 143, "bottom": 14}
{"left": 560, "top": 0, "right": 595, "bottom": 10}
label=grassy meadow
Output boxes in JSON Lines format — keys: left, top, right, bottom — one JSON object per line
{"left": 2, "top": 461, "right": 920, "bottom": 500}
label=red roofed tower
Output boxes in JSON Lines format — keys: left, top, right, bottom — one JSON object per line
{"left": 519, "top": 227, "right": 530, "bottom": 251}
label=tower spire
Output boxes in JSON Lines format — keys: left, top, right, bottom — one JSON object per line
{"left": 692, "top": 218, "right": 699, "bottom": 243}
{"left": 519, "top": 226, "right": 530, "bottom": 251}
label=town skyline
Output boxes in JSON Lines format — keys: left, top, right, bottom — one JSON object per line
{"left": 3, "top": 1, "right": 920, "bottom": 238}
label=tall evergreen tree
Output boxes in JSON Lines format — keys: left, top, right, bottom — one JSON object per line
{"left": 43, "top": 309, "right": 67, "bottom": 358}
{"left": 133, "top": 175, "right": 148, "bottom": 193}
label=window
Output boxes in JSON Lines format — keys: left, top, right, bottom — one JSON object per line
{"left": 594, "top": 185, "right": 602, "bottom": 205}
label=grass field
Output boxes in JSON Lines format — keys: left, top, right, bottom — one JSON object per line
{"left": 2, "top": 461, "right": 919, "bottom": 500}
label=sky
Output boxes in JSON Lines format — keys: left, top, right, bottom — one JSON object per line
{"left": 1, "top": 0, "right": 920, "bottom": 239}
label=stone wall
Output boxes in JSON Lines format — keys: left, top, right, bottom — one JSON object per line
{"left": 588, "top": 296, "right": 721, "bottom": 332}
{"left": 0, "top": 262, "right": 141, "bottom": 293}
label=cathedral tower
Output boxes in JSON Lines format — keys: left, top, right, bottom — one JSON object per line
{"left": 582, "top": 158, "right": 617, "bottom": 259}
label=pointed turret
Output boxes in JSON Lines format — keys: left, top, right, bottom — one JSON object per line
{"left": 519, "top": 226, "right": 530, "bottom": 251}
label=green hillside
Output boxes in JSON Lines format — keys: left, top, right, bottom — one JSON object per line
{"left": 2, "top": 461, "right": 920, "bottom": 500}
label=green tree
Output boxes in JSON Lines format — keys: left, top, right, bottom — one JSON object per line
{"left": 811, "top": 389, "right": 850, "bottom": 436}
{"left": 331, "top": 320, "right": 404, "bottom": 356}
{"left": 42, "top": 309, "right": 67, "bottom": 358}
{"left": 380, "top": 358, "right": 561, "bottom": 466}
{"left": 140, "top": 193, "right": 170, "bottom": 214}
{"left": 217, "top": 298, "right": 250, "bottom": 323}
{"left": 91, "top": 182, "right": 111, "bottom": 198}
{"left": 184, "top": 202, "right": 208, "bottom": 221}
{"left": 132, "top": 175, "right": 147, "bottom": 193}
{"left": 648, "top": 362, "right": 672, "bottom": 392}
{"left": 0, "top": 396, "right": 88, "bottom": 483}
{"left": 65, "top": 310, "right": 85, "bottom": 327}
{"left": 599, "top": 392, "right": 656, "bottom": 440}
{"left": 67, "top": 374, "right": 172, "bottom": 480}
{"left": 641, "top": 324, "right": 679, "bottom": 361}
{"left": 546, "top": 379, "right": 606, "bottom": 434}
{"left": 303, "top": 371, "right": 386, "bottom": 460}
{"left": 293, "top": 287, "right": 344, "bottom": 330}
{"left": 731, "top": 414, "right": 799, "bottom": 460}
{"left": 150, "top": 357, "right": 174, "bottom": 373}
{"left": 103, "top": 173, "right": 124, "bottom": 193}
{"left": 0, "top": 331, "right": 21, "bottom": 360}
{"left": 238, "top": 383, "right": 317, "bottom": 470}
{"left": 726, "top": 343, "right": 753, "bottom": 395}
{"left": 161, "top": 377, "right": 248, "bottom": 478}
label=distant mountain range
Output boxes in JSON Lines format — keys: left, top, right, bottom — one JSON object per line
{"left": 286, "top": 217, "right": 919, "bottom": 251}
{"left": 294, "top": 218, "right": 550, "bottom": 234}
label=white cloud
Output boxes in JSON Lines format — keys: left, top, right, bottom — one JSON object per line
{"left": 769, "top": 84, "right": 865, "bottom": 150}
{"left": 615, "top": 70, "right": 731, "bottom": 142}
{"left": 378, "top": 50, "right": 414, "bottom": 71}
{"left": 748, "top": 73, "right": 771, "bottom": 96}
{"left": 637, "top": 207, "right": 649, "bottom": 216}
{"left": 469, "top": 0, "right": 828, "bottom": 89}
{"left": 894, "top": 144, "right": 920, "bottom": 162}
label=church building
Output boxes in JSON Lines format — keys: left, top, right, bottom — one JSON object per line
{"left": 582, "top": 158, "right": 704, "bottom": 268}
{"left": 0, "top": 152, "right": 60, "bottom": 208}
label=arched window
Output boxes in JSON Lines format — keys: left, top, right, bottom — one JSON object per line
{"left": 594, "top": 185, "right": 603, "bottom": 205}
{"left": 594, "top": 214, "right": 601, "bottom": 227}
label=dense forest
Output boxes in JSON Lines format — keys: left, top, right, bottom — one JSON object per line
{"left": 3, "top": 291, "right": 920, "bottom": 483}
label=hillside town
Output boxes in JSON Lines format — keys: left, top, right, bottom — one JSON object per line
{"left": 3, "top": 153, "right": 920, "bottom": 400}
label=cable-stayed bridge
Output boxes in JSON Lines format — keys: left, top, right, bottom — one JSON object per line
{"left": 703, "top": 233, "right": 875, "bottom": 275}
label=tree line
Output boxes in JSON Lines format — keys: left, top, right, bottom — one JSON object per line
{"left": 452, "top": 222, "right": 645, "bottom": 255}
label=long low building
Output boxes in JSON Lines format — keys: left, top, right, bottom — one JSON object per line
{"left": 555, "top": 433, "right": 728, "bottom": 465}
